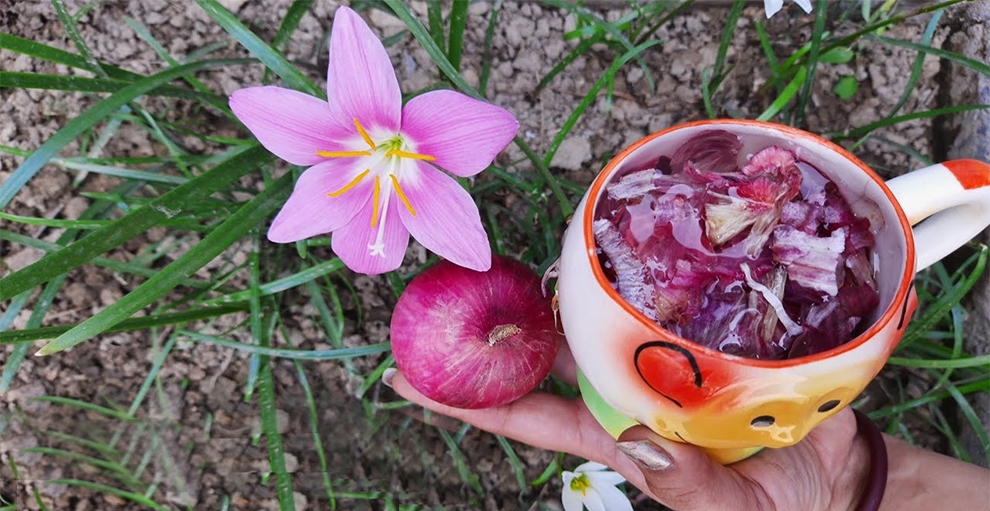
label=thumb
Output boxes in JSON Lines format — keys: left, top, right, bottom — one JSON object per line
{"left": 615, "top": 426, "right": 767, "bottom": 511}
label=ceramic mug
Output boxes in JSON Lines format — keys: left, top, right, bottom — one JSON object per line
{"left": 556, "top": 119, "right": 990, "bottom": 464}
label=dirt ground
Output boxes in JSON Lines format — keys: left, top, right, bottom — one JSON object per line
{"left": 0, "top": 0, "right": 980, "bottom": 509}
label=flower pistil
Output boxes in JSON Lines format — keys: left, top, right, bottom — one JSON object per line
{"left": 569, "top": 474, "right": 591, "bottom": 496}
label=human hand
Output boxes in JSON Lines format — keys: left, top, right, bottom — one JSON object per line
{"left": 384, "top": 344, "right": 872, "bottom": 511}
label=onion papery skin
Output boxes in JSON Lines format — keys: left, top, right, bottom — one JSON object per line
{"left": 390, "top": 256, "right": 561, "bottom": 409}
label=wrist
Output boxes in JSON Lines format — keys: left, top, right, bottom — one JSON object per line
{"left": 832, "top": 412, "right": 883, "bottom": 511}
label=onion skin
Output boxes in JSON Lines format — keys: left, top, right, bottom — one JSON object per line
{"left": 390, "top": 256, "right": 561, "bottom": 409}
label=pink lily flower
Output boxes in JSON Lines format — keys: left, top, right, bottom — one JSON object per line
{"left": 229, "top": 6, "right": 518, "bottom": 274}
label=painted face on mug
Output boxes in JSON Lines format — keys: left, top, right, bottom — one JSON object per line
{"left": 634, "top": 339, "right": 863, "bottom": 448}
{"left": 557, "top": 120, "right": 988, "bottom": 463}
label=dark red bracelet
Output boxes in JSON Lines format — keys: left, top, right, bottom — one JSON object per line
{"left": 853, "top": 409, "right": 888, "bottom": 511}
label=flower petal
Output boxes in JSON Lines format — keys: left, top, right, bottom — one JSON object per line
{"left": 397, "top": 163, "right": 491, "bottom": 271}
{"left": 792, "top": 0, "right": 813, "bottom": 13}
{"left": 594, "top": 484, "right": 634, "bottom": 511}
{"left": 586, "top": 471, "right": 626, "bottom": 488}
{"left": 327, "top": 6, "right": 402, "bottom": 134}
{"left": 267, "top": 159, "right": 374, "bottom": 243}
{"left": 575, "top": 461, "right": 609, "bottom": 473}
{"left": 230, "top": 86, "right": 351, "bottom": 166}
{"left": 401, "top": 90, "right": 518, "bottom": 177}
{"left": 583, "top": 489, "right": 607, "bottom": 511}
{"left": 561, "top": 488, "right": 584, "bottom": 511}
{"left": 331, "top": 194, "right": 409, "bottom": 275}
{"left": 763, "top": 0, "right": 784, "bottom": 18}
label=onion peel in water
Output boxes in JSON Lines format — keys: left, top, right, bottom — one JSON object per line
{"left": 390, "top": 256, "right": 561, "bottom": 409}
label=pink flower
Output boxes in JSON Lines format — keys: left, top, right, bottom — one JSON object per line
{"left": 229, "top": 6, "right": 518, "bottom": 274}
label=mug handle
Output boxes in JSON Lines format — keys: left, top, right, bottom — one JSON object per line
{"left": 885, "top": 159, "right": 990, "bottom": 271}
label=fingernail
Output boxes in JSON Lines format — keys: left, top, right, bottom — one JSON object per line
{"left": 382, "top": 368, "right": 396, "bottom": 388}
{"left": 616, "top": 440, "right": 673, "bottom": 471}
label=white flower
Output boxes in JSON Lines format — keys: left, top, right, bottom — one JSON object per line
{"left": 764, "top": 0, "right": 813, "bottom": 18}
{"left": 561, "top": 461, "right": 633, "bottom": 511}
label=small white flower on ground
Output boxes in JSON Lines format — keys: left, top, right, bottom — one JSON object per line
{"left": 561, "top": 461, "right": 633, "bottom": 511}
{"left": 764, "top": 0, "right": 813, "bottom": 18}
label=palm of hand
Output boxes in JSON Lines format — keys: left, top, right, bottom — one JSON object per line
{"left": 389, "top": 347, "right": 866, "bottom": 511}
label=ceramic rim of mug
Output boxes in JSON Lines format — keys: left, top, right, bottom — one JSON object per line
{"left": 582, "top": 119, "right": 916, "bottom": 368}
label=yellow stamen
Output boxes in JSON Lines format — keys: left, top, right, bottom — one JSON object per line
{"left": 354, "top": 118, "right": 376, "bottom": 151}
{"left": 316, "top": 150, "right": 371, "bottom": 158}
{"left": 386, "top": 149, "right": 437, "bottom": 161}
{"left": 370, "top": 175, "right": 381, "bottom": 228}
{"left": 327, "top": 169, "right": 370, "bottom": 197}
{"left": 389, "top": 174, "right": 416, "bottom": 216}
{"left": 570, "top": 474, "right": 591, "bottom": 497}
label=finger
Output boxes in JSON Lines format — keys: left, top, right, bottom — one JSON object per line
{"left": 616, "top": 426, "right": 768, "bottom": 511}
{"left": 550, "top": 341, "right": 578, "bottom": 387}
{"left": 389, "top": 369, "right": 608, "bottom": 458}
{"left": 388, "top": 369, "right": 669, "bottom": 501}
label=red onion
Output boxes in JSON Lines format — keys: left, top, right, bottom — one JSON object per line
{"left": 390, "top": 256, "right": 561, "bottom": 409}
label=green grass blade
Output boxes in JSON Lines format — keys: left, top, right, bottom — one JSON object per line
{"left": 945, "top": 381, "right": 990, "bottom": 466}
{"left": 634, "top": 0, "right": 691, "bottom": 46}
{"left": 0, "top": 212, "right": 111, "bottom": 230}
{"left": 180, "top": 331, "right": 391, "bottom": 360}
{"left": 794, "top": 0, "right": 828, "bottom": 128}
{"left": 814, "top": 0, "right": 965, "bottom": 63}
{"left": 0, "top": 229, "right": 212, "bottom": 287}
{"left": 258, "top": 355, "right": 296, "bottom": 510}
{"left": 426, "top": 0, "right": 447, "bottom": 55}
{"left": 46, "top": 480, "right": 170, "bottom": 511}
{"left": 447, "top": 0, "right": 469, "bottom": 72}
{"left": 701, "top": 68, "right": 715, "bottom": 119}
{"left": 0, "top": 72, "right": 228, "bottom": 107}
{"left": 478, "top": 0, "right": 502, "bottom": 97}
{"left": 123, "top": 16, "right": 223, "bottom": 101}
{"left": 902, "top": 249, "right": 987, "bottom": 346}
{"left": 0, "top": 33, "right": 138, "bottom": 79}
{"left": 32, "top": 397, "right": 137, "bottom": 422}
{"left": 869, "top": 380, "right": 990, "bottom": 419}
{"left": 294, "top": 361, "right": 337, "bottom": 509}
{"left": 0, "top": 291, "right": 32, "bottom": 393}
{"left": 36, "top": 174, "right": 292, "bottom": 355}
{"left": 0, "top": 292, "right": 30, "bottom": 335}
{"left": 514, "top": 136, "right": 574, "bottom": 218}
{"left": 304, "top": 280, "right": 344, "bottom": 349}
{"left": 0, "top": 145, "right": 273, "bottom": 300}
{"left": 495, "top": 436, "right": 528, "bottom": 495}
{"left": 41, "top": 431, "right": 120, "bottom": 458}
{"left": 848, "top": 10, "right": 944, "bottom": 152}
{"left": 886, "top": 354, "right": 990, "bottom": 369}
{"left": 0, "top": 275, "right": 65, "bottom": 393}
{"left": 710, "top": 0, "right": 745, "bottom": 91}
{"left": 202, "top": 258, "right": 345, "bottom": 305}
{"left": 870, "top": 34, "right": 990, "bottom": 78}
{"left": 756, "top": 67, "right": 807, "bottom": 122}
{"left": 127, "top": 334, "right": 179, "bottom": 417}
{"left": 537, "top": 0, "right": 655, "bottom": 93}
{"left": 755, "top": 21, "right": 781, "bottom": 89}
{"left": 51, "top": 0, "right": 110, "bottom": 79}
{"left": 263, "top": 0, "right": 316, "bottom": 84}
{"left": 273, "top": 0, "right": 315, "bottom": 52}
{"left": 839, "top": 104, "right": 990, "bottom": 140}
{"left": 535, "top": 34, "right": 602, "bottom": 94}
{"left": 24, "top": 447, "right": 136, "bottom": 481}
{"left": 0, "top": 57, "right": 253, "bottom": 211}
{"left": 194, "top": 0, "right": 322, "bottom": 98}
{"left": 244, "top": 238, "right": 264, "bottom": 400}
{"left": 0, "top": 304, "right": 249, "bottom": 344}
{"left": 437, "top": 428, "right": 483, "bottom": 495}
{"left": 542, "top": 40, "right": 663, "bottom": 167}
